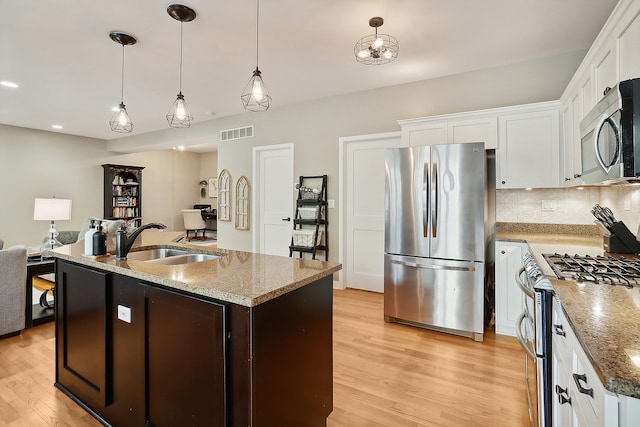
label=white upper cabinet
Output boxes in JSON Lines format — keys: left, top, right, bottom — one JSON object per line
{"left": 399, "top": 112, "right": 498, "bottom": 149}
{"left": 401, "top": 121, "right": 448, "bottom": 146}
{"left": 594, "top": 40, "right": 618, "bottom": 102}
{"left": 448, "top": 117, "right": 498, "bottom": 148}
{"left": 560, "top": 0, "right": 640, "bottom": 187}
{"left": 496, "top": 103, "right": 561, "bottom": 189}
{"left": 619, "top": 9, "right": 640, "bottom": 81}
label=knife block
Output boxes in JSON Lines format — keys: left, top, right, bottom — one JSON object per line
{"left": 603, "top": 221, "right": 640, "bottom": 254}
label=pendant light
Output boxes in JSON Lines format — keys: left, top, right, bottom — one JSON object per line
{"left": 108, "top": 32, "right": 137, "bottom": 133}
{"left": 354, "top": 17, "right": 399, "bottom": 65}
{"left": 166, "top": 4, "right": 196, "bottom": 128}
{"left": 241, "top": 0, "right": 271, "bottom": 112}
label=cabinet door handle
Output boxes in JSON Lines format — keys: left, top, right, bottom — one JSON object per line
{"left": 555, "top": 385, "right": 572, "bottom": 405}
{"left": 572, "top": 373, "right": 594, "bottom": 397}
{"left": 554, "top": 324, "right": 566, "bottom": 337}
{"left": 281, "top": 217, "right": 291, "bottom": 222}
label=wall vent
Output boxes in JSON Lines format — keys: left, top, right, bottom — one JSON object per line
{"left": 220, "top": 126, "right": 254, "bottom": 142}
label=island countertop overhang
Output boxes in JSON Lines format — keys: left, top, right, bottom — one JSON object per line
{"left": 51, "top": 230, "right": 342, "bottom": 307}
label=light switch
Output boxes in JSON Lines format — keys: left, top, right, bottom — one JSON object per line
{"left": 117, "top": 305, "right": 131, "bottom": 323}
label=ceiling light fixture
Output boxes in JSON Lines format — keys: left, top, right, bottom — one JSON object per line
{"left": 1, "top": 81, "right": 19, "bottom": 88}
{"left": 354, "top": 17, "right": 399, "bottom": 65}
{"left": 108, "top": 32, "right": 137, "bottom": 133}
{"left": 241, "top": 0, "right": 271, "bottom": 112}
{"left": 166, "top": 4, "right": 196, "bottom": 128}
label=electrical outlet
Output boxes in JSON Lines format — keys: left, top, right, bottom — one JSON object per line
{"left": 541, "top": 199, "right": 556, "bottom": 211}
{"left": 327, "top": 199, "right": 335, "bottom": 209}
{"left": 117, "top": 305, "right": 131, "bottom": 323}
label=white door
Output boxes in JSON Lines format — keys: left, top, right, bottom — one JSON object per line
{"left": 254, "top": 144, "right": 293, "bottom": 256}
{"left": 344, "top": 133, "right": 403, "bottom": 292}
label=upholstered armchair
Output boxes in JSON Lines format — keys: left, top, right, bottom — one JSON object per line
{"left": 0, "top": 246, "right": 27, "bottom": 338}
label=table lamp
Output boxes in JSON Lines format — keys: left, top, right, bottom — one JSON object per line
{"left": 34, "top": 197, "right": 72, "bottom": 258}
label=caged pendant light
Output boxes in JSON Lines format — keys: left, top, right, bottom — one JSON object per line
{"left": 354, "top": 17, "right": 399, "bottom": 65}
{"left": 241, "top": 0, "right": 271, "bottom": 112}
{"left": 166, "top": 4, "right": 196, "bottom": 128}
{"left": 108, "top": 32, "right": 137, "bottom": 133}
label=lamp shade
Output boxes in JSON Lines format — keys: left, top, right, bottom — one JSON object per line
{"left": 34, "top": 198, "right": 72, "bottom": 221}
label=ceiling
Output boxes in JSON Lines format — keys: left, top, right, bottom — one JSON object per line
{"left": 0, "top": 0, "right": 619, "bottom": 151}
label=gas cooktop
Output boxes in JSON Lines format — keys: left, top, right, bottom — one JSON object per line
{"left": 542, "top": 253, "right": 640, "bottom": 287}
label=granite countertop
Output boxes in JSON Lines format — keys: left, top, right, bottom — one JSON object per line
{"left": 497, "top": 228, "right": 640, "bottom": 398}
{"left": 51, "top": 230, "right": 342, "bottom": 307}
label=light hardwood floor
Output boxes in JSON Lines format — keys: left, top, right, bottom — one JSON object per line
{"left": 0, "top": 289, "right": 529, "bottom": 426}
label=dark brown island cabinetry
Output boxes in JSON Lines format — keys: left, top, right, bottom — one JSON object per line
{"left": 54, "top": 259, "right": 333, "bottom": 427}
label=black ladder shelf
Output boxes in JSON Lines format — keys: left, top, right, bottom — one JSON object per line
{"left": 289, "top": 175, "right": 328, "bottom": 261}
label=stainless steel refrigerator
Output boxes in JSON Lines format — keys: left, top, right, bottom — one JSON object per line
{"left": 384, "top": 142, "right": 487, "bottom": 341}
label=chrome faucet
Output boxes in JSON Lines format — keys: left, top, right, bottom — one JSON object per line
{"left": 115, "top": 222, "right": 167, "bottom": 259}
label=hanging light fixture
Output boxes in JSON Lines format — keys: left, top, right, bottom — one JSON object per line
{"left": 166, "top": 4, "right": 196, "bottom": 128}
{"left": 354, "top": 17, "right": 399, "bottom": 65}
{"left": 241, "top": 0, "right": 271, "bottom": 112}
{"left": 108, "top": 32, "right": 137, "bottom": 133}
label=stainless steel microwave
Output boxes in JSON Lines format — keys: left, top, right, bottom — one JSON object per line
{"left": 580, "top": 78, "right": 640, "bottom": 185}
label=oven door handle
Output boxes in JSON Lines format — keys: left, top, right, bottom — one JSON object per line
{"left": 515, "top": 312, "right": 536, "bottom": 359}
{"left": 515, "top": 266, "right": 534, "bottom": 299}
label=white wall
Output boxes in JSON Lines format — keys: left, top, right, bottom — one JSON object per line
{"left": 0, "top": 51, "right": 589, "bottom": 253}
{"left": 0, "top": 124, "right": 203, "bottom": 247}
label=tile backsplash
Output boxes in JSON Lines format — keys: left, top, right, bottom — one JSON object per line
{"left": 496, "top": 186, "right": 640, "bottom": 234}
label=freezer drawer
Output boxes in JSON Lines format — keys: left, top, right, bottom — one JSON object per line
{"left": 384, "top": 254, "right": 485, "bottom": 338}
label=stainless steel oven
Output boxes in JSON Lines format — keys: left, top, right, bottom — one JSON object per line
{"left": 515, "top": 253, "right": 553, "bottom": 427}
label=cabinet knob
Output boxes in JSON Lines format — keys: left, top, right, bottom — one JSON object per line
{"left": 574, "top": 173, "right": 582, "bottom": 178}
{"left": 501, "top": 180, "right": 506, "bottom": 185}
{"left": 500, "top": 250, "right": 505, "bottom": 254}
{"left": 565, "top": 177, "right": 570, "bottom": 181}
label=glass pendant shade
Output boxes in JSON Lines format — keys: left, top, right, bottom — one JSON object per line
{"left": 241, "top": 68, "right": 271, "bottom": 111}
{"left": 167, "top": 4, "right": 196, "bottom": 128}
{"left": 108, "top": 32, "right": 137, "bottom": 133}
{"left": 109, "top": 102, "right": 134, "bottom": 133}
{"left": 166, "top": 92, "right": 194, "bottom": 127}
{"left": 242, "top": 0, "right": 271, "bottom": 112}
{"left": 354, "top": 17, "right": 399, "bottom": 65}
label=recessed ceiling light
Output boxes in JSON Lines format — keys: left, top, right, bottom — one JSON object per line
{"left": 52, "top": 125, "right": 63, "bottom": 130}
{"left": 173, "top": 146, "right": 185, "bottom": 151}
{"left": 205, "top": 111, "right": 216, "bottom": 116}
{"left": 1, "top": 81, "right": 19, "bottom": 88}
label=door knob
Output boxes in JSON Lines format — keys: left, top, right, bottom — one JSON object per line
{"left": 281, "top": 217, "right": 291, "bottom": 222}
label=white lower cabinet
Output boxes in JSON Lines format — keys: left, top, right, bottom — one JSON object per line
{"left": 494, "top": 241, "right": 528, "bottom": 336}
{"left": 552, "top": 297, "right": 619, "bottom": 427}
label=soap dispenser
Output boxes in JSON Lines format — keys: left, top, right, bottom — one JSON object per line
{"left": 92, "top": 221, "right": 107, "bottom": 256}
{"left": 84, "top": 219, "right": 96, "bottom": 255}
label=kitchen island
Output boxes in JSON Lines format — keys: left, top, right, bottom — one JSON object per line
{"left": 51, "top": 231, "right": 341, "bottom": 427}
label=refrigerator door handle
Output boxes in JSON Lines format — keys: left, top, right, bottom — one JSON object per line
{"left": 390, "top": 259, "right": 475, "bottom": 272}
{"left": 431, "top": 161, "right": 438, "bottom": 238}
{"left": 423, "top": 162, "right": 429, "bottom": 238}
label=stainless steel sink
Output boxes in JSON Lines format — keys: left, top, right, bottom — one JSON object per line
{"left": 125, "top": 248, "right": 220, "bottom": 265}
{"left": 144, "top": 253, "right": 220, "bottom": 265}
{"left": 126, "top": 248, "right": 189, "bottom": 261}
